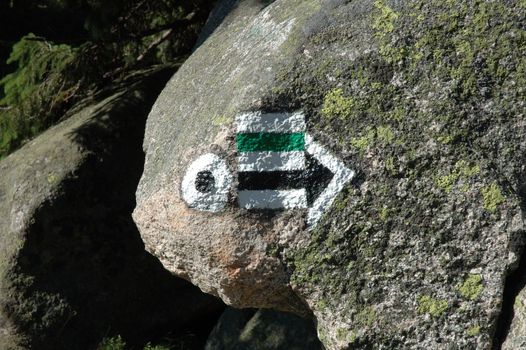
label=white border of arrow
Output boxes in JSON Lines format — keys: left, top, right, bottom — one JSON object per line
{"left": 305, "top": 134, "right": 355, "bottom": 229}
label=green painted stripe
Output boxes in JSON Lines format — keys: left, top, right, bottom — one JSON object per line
{"left": 237, "top": 133, "right": 305, "bottom": 152}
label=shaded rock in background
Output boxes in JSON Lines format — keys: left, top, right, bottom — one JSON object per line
{"left": 205, "top": 307, "right": 322, "bottom": 350}
{"left": 134, "top": 0, "right": 526, "bottom": 349}
{"left": 0, "top": 67, "right": 224, "bottom": 349}
{"left": 501, "top": 285, "right": 526, "bottom": 349}
{"left": 498, "top": 239, "right": 526, "bottom": 350}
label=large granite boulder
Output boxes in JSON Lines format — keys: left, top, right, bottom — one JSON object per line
{"left": 134, "top": 0, "right": 526, "bottom": 349}
{"left": 0, "top": 68, "right": 223, "bottom": 349}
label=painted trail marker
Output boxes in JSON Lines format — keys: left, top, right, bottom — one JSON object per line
{"left": 181, "top": 111, "right": 354, "bottom": 229}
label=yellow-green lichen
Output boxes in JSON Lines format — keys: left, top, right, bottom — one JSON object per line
{"left": 436, "top": 134, "right": 454, "bottom": 144}
{"left": 379, "top": 206, "right": 389, "bottom": 221}
{"left": 457, "top": 160, "right": 481, "bottom": 177}
{"left": 372, "top": 0, "right": 405, "bottom": 64}
{"left": 466, "top": 325, "right": 481, "bottom": 337}
{"left": 373, "top": 0, "right": 399, "bottom": 34}
{"left": 212, "top": 114, "right": 233, "bottom": 126}
{"left": 321, "top": 88, "right": 355, "bottom": 119}
{"left": 435, "top": 173, "right": 458, "bottom": 193}
{"left": 376, "top": 126, "right": 395, "bottom": 144}
{"left": 388, "top": 106, "right": 404, "bottom": 121}
{"left": 435, "top": 160, "right": 480, "bottom": 192}
{"left": 317, "top": 299, "right": 328, "bottom": 310}
{"left": 458, "top": 274, "right": 483, "bottom": 300}
{"left": 318, "top": 327, "right": 329, "bottom": 344}
{"left": 355, "top": 307, "right": 376, "bottom": 327}
{"left": 514, "top": 295, "right": 525, "bottom": 313}
{"left": 350, "top": 126, "right": 396, "bottom": 153}
{"left": 417, "top": 295, "right": 448, "bottom": 317}
{"left": 336, "top": 328, "right": 357, "bottom": 344}
{"left": 385, "top": 157, "right": 395, "bottom": 173}
{"left": 481, "top": 182, "right": 505, "bottom": 212}
{"left": 332, "top": 193, "right": 350, "bottom": 212}
{"left": 47, "top": 173, "right": 58, "bottom": 184}
{"left": 350, "top": 127, "right": 375, "bottom": 152}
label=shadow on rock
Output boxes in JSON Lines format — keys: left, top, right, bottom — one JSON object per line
{"left": 2, "top": 67, "right": 224, "bottom": 349}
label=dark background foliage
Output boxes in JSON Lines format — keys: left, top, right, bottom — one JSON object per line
{"left": 0, "top": 0, "right": 215, "bottom": 159}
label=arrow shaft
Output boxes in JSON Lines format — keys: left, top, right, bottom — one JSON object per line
{"left": 237, "top": 150, "right": 305, "bottom": 172}
{"left": 238, "top": 170, "right": 305, "bottom": 191}
{"left": 238, "top": 189, "right": 308, "bottom": 209}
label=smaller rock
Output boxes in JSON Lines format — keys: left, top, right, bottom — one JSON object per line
{"left": 205, "top": 307, "right": 322, "bottom": 350}
{"left": 502, "top": 286, "right": 526, "bottom": 349}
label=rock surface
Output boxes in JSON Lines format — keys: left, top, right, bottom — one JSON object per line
{"left": 0, "top": 68, "right": 223, "bottom": 349}
{"left": 134, "top": 0, "right": 526, "bottom": 349}
{"left": 205, "top": 307, "right": 322, "bottom": 350}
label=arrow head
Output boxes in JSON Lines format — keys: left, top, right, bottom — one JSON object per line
{"left": 305, "top": 134, "right": 354, "bottom": 229}
{"left": 303, "top": 154, "right": 334, "bottom": 206}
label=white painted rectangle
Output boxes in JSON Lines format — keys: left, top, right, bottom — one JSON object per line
{"left": 237, "top": 151, "right": 305, "bottom": 172}
{"left": 238, "top": 189, "right": 308, "bottom": 209}
{"left": 236, "top": 111, "right": 306, "bottom": 133}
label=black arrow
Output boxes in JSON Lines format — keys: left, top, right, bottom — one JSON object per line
{"left": 237, "top": 154, "right": 334, "bottom": 206}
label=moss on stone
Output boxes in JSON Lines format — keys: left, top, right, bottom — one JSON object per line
{"left": 481, "top": 182, "right": 505, "bottom": 212}
{"left": 514, "top": 295, "right": 525, "bottom": 313}
{"left": 336, "top": 327, "right": 357, "bottom": 344}
{"left": 458, "top": 274, "right": 484, "bottom": 300}
{"left": 466, "top": 325, "right": 481, "bottom": 337}
{"left": 350, "top": 135, "right": 372, "bottom": 152}
{"left": 355, "top": 307, "right": 376, "bottom": 327}
{"left": 378, "top": 206, "right": 389, "bottom": 221}
{"left": 417, "top": 295, "right": 448, "bottom": 317}
{"left": 372, "top": 0, "right": 406, "bottom": 64}
{"left": 435, "top": 173, "right": 458, "bottom": 193}
{"left": 321, "top": 88, "right": 355, "bottom": 120}
{"left": 435, "top": 160, "right": 480, "bottom": 192}
{"left": 385, "top": 157, "right": 395, "bottom": 173}
{"left": 212, "top": 114, "right": 233, "bottom": 126}
{"left": 372, "top": 0, "right": 398, "bottom": 34}
{"left": 376, "top": 126, "right": 394, "bottom": 144}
